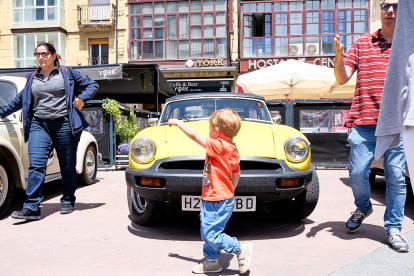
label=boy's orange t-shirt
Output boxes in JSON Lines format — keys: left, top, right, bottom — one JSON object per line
{"left": 201, "top": 137, "right": 240, "bottom": 201}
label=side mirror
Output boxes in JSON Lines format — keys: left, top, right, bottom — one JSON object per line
{"left": 148, "top": 118, "right": 158, "bottom": 127}
{"left": 272, "top": 115, "right": 282, "bottom": 124}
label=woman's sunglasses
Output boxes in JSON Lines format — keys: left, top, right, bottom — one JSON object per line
{"left": 381, "top": 3, "right": 398, "bottom": 11}
{"left": 34, "top": 52, "right": 51, "bottom": 58}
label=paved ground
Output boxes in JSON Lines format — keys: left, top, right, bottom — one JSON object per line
{"left": 0, "top": 169, "right": 413, "bottom": 276}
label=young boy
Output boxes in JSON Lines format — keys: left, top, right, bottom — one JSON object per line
{"left": 168, "top": 108, "right": 253, "bottom": 274}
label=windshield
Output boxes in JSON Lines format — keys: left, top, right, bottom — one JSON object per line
{"left": 160, "top": 98, "right": 271, "bottom": 124}
{"left": 0, "top": 81, "right": 18, "bottom": 108}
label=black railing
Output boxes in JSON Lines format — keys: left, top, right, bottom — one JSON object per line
{"left": 88, "top": 57, "right": 109, "bottom": 65}
{"left": 77, "top": 4, "right": 116, "bottom": 29}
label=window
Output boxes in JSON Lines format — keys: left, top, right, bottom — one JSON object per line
{"left": 241, "top": 0, "right": 369, "bottom": 58}
{"left": 89, "top": 39, "right": 109, "bottom": 65}
{"left": 12, "top": 32, "right": 66, "bottom": 68}
{"left": 12, "top": 0, "right": 65, "bottom": 27}
{"left": 129, "top": 0, "right": 227, "bottom": 60}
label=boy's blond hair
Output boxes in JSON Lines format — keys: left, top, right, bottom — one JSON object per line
{"left": 208, "top": 108, "right": 241, "bottom": 138}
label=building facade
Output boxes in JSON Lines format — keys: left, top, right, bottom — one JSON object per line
{"left": 238, "top": 0, "right": 380, "bottom": 73}
{"left": 0, "top": 0, "right": 128, "bottom": 68}
{"left": 126, "top": 0, "right": 239, "bottom": 93}
{"left": 0, "top": 0, "right": 386, "bottom": 92}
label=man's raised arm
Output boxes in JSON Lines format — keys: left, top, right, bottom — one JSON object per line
{"left": 334, "top": 34, "right": 356, "bottom": 85}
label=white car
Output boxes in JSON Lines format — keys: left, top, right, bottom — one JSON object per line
{"left": 0, "top": 76, "right": 98, "bottom": 218}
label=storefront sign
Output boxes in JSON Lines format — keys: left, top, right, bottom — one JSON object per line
{"left": 195, "top": 59, "right": 225, "bottom": 67}
{"left": 168, "top": 78, "right": 233, "bottom": 93}
{"left": 241, "top": 57, "right": 336, "bottom": 72}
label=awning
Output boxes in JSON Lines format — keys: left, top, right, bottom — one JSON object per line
{"left": 0, "top": 63, "right": 175, "bottom": 110}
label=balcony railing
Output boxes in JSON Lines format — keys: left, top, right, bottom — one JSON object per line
{"left": 77, "top": 4, "right": 116, "bottom": 31}
{"left": 88, "top": 57, "right": 109, "bottom": 65}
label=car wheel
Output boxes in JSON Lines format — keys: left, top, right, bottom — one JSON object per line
{"left": 0, "top": 153, "right": 15, "bottom": 218}
{"left": 265, "top": 165, "right": 319, "bottom": 221}
{"left": 127, "top": 187, "right": 167, "bottom": 225}
{"left": 77, "top": 144, "right": 97, "bottom": 185}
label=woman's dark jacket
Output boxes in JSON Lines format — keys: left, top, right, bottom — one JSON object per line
{"left": 0, "top": 65, "right": 99, "bottom": 142}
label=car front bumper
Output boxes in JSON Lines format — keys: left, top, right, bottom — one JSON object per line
{"left": 125, "top": 156, "right": 313, "bottom": 202}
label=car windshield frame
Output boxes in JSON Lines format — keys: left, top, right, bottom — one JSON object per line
{"left": 159, "top": 97, "right": 273, "bottom": 125}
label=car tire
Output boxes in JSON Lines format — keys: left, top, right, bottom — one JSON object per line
{"left": 77, "top": 144, "right": 97, "bottom": 185}
{"left": 265, "top": 165, "right": 319, "bottom": 221}
{"left": 0, "top": 153, "right": 15, "bottom": 218}
{"left": 127, "top": 187, "right": 167, "bottom": 225}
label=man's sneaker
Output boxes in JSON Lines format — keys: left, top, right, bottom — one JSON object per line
{"left": 237, "top": 241, "right": 253, "bottom": 274}
{"left": 61, "top": 204, "right": 74, "bottom": 214}
{"left": 11, "top": 208, "right": 41, "bottom": 220}
{"left": 192, "top": 259, "right": 222, "bottom": 274}
{"left": 346, "top": 208, "right": 373, "bottom": 232}
{"left": 387, "top": 228, "right": 409, "bottom": 252}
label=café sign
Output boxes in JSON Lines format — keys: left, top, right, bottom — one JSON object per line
{"left": 168, "top": 78, "right": 233, "bottom": 93}
{"left": 186, "top": 59, "right": 225, "bottom": 67}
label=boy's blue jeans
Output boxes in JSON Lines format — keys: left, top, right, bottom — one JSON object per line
{"left": 200, "top": 197, "right": 241, "bottom": 259}
{"left": 24, "top": 116, "right": 81, "bottom": 212}
{"left": 348, "top": 125, "right": 407, "bottom": 231}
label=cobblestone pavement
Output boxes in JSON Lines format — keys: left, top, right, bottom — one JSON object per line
{"left": 0, "top": 169, "right": 413, "bottom": 276}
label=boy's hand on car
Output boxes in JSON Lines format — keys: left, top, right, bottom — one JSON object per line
{"left": 168, "top": 119, "right": 180, "bottom": 127}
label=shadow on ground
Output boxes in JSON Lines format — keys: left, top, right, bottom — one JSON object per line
{"left": 1, "top": 178, "right": 102, "bottom": 222}
{"left": 339, "top": 176, "right": 414, "bottom": 222}
{"left": 127, "top": 201, "right": 314, "bottom": 241}
{"left": 168, "top": 253, "right": 243, "bottom": 275}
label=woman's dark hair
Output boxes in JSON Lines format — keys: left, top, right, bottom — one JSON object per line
{"left": 36, "top": 42, "right": 62, "bottom": 66}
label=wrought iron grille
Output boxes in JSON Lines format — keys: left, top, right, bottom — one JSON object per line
{"left": 77, "top": 4, "right": 116, "bottom": 28}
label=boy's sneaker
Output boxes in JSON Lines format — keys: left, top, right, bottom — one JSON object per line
{"left": 192, "top": 259, "right": 222, "bottom": 274}
{"left": 346, "top": 208, "right": 373, "bottom": 232}
{"left": 387, "top": 228, "right": 409, "bottom": 252}
{"left": 237, "top": 241, "right": 253, "bottom": 274}
{"left": 11, "top": 208, "right": 41, "bottom": 220}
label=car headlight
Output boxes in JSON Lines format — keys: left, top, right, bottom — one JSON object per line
{"left": 130, "top": 137, "right": 156, "bottom": 164}
{"left": 284, "top": 136, "right": 309, "bottom": 163}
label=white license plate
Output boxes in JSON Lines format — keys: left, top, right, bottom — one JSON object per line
{"left": 182, "top": 196, "right": 256, "bottom": 212}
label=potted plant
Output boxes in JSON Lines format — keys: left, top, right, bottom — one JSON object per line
{"left": 102, "top": 99, "right": 139, "bottom": 169}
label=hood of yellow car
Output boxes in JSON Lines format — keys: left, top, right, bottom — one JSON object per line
{"left": 164, "top": 121, "right": 276, "bottom": 158}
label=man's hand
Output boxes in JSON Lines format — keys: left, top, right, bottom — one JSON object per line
{"left": 334, "top": 34, "right": 345, "bottom": 59}
{"left": 73, "top": 97, "right": 84, "bottom": 111}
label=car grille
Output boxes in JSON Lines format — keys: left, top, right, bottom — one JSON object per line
{"left": 159, "top": 160, "right": 281, "bottom": 170}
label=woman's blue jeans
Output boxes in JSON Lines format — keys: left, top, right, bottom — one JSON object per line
{"left": 200, "top": 198, "right": 241, "bottom": 260}
{"left": 24, "top": 116, "right": 81, "bottom": 212}
{"left": 348, "top": 125, "right": 407, "bottom": 231}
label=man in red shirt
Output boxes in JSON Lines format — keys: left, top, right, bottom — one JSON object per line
{"left": 334, "top": 0, "right": 408, "bottom": 252}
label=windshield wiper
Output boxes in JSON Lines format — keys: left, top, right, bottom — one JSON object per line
{"left": 161, "top": 117, "right": 191, "bottom": 123}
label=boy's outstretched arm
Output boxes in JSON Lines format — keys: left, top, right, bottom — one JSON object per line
{"left": 232, "top": 172, "right": 240, "bottom": 189}
{"left": 168, "top": 119, "right": 207, "bottom": 148}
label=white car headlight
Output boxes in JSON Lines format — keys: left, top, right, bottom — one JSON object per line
{"left": 284, "top": 136, "right": 309, "bottom": 163}
{"left": 130, "top": 137, "right": 156, "bottom": 164}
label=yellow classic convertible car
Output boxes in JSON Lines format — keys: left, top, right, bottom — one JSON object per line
{"left": 125, "top": 93, "right": 319, "bottom": 225}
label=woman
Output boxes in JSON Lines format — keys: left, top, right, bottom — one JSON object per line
{"left": 0, "top": 43, "right": 98, "bottom": 220}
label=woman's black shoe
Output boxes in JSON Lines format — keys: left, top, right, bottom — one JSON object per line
{"left": 11, "top": 208, "right": 41, "bottom": 220}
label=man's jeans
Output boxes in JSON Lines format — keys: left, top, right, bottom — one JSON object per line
{"left": 24, "top": 116, "right": 81, "bottom": 211}
{"left": 200, "top": 198, "right": 241, "bottom": 259}
{"left": 348, "top": 125, "right": 407, "bottom": 231}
